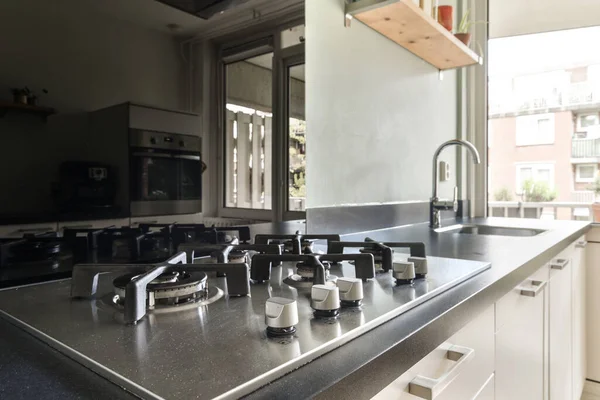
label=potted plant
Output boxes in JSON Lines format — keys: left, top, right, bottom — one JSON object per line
{"left": 455, "top": 9, "right": 487, "bottom": 46}
{"left": 11, "top": 87, "right": 29, "bottom": 104}
{"left": 590, "top": 176, "right": 600, "bottom": 222}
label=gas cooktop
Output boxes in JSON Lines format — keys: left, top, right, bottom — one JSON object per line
{"left": 0, "top": 245, "right": 490, "bottom": 400}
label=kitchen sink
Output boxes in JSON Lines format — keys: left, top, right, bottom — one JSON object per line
{"left": 435, "top": 224, "right": 547, "bottom": 237}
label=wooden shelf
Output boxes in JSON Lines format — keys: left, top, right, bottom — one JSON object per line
{"left": 346, "top": 0, "right": 480, "bottom": 70}
{"left": 0, "top": 102, "right": 56, "bottom": 120}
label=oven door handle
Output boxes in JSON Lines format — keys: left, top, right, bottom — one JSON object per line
{"left": 131, "top": 152, "right": 200, "bottom": 161}
{"left": 173, "top": 154, "right": 201, "bottom": 161}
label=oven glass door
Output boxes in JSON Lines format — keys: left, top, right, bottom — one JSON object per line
{"left": 178, "top": 155, "right": 202, "bottom": 201}
{"left": 130, "top": 151, "right": 202, "bottom": 203}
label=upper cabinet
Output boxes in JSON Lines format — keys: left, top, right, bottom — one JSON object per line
{"left": 345, "top": 0, "right": 480, "bottom": 70}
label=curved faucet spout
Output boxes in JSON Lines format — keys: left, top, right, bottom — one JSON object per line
{"left": 430, "top": 139, "right": 481, "bottom": 229}
{"left": 431, "top": 139, "right": 481, "bottom": 201}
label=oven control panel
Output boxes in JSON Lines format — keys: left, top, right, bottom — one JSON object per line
{"left": 130, "top": 129, "right": 201, "bottom": 152}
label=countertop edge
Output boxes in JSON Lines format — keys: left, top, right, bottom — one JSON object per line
{"left": 245, "top": 223, "right": 591, "bottom": 400}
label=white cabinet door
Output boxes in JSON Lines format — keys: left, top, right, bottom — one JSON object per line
{"left": 371, "top": 306, "right": 495, "bottom": 400}
{"left": 496, "top": 278, "right": 546, "bottom": 400}
{"left": 548, "top": 256, "right": 573, "bottom": 400}
{"left": 474, "top": 374, "right": 495, "bottom": 400}
{"left": 587, "top": 241, "right": 600, "bottom": 382}
{"left": 572, "top": 239, "right": 587, "bottom": 400}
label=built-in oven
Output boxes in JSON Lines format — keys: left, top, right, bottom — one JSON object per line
{"left": 129, "top": 130, "right": 202, "bottom": 217}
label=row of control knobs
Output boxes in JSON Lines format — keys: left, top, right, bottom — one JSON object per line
{"left": 265, "top": 277, "right": 363, "bottom": 337}
{"left": 264, "top": 257, "right": 429, "bottom": 338}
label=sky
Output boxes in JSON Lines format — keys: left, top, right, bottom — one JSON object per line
{"left": 489, "top": 26, "right": 600, "bottom": 78}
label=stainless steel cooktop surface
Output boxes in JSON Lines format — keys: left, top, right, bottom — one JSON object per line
{"left": 0, "top": 254, "right": 490, "bottom": 400}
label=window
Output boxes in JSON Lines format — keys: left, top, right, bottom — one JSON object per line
{"left": 224, "top": 52, "right": 274, "bottom": 211}
{"left": 577, "top": 113, "right": 599, "bottom": 129}
{"left": 576, "top": 164, "right": 597, "bottom": 183}
{"left": 219, "top": 23, "right": 306, "bottom": 220}
{"left": 516, "top": 163, "right": 555, "bottom": 194}
{"left": 287, "top": 63, "right": 306, "bottom": 212}
{"left": 516, "top": 113, "right": 555, "bottom": 146}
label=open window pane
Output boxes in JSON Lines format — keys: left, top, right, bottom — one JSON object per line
{"left": 488, "top": 27, "right": 600, "bottom": 220}
{"left": 224, "top": 53, "right": 273, "bottom": 210}
{"left": 287, "top": 63, "right": 306, "bottom": 212}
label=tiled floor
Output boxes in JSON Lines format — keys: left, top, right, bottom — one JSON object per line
{"left": 583, "top": 381, "right": 600, "bottom": 399}
{"left": 583, "top": 394, "right": 600, "bottom": 400}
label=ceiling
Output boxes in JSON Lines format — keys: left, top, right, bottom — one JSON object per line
{"left": 1, "top": 0, "right": 303, "bottom": 37}
{"left": 490, "top": 0, "right": 600, "bottom": 38}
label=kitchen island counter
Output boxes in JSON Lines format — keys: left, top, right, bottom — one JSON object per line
{"left": 0, "top": 218, "right": 590, "bottom": 399}
{"left": 248, "top": 217, "right": 590, "bottom": 399}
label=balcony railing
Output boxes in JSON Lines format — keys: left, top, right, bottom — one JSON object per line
{"left": 572, "top": 138, "right": 600, "bottom": 158}
{"left": 488, "top": 201, "right": 593, "bottom": 221}
{"left": 490, "top": 82, "right": 600, "bottom": 115}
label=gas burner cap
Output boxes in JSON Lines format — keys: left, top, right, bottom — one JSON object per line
{"left": 295, "top": 261, "right": 330, "bottom": 278}
{"left": 113, "top": 271, "right": 208, "bottom": 307}
{"left": 278, "top": 239, "right": 315, "bottom": 253}
{"left": 228, "top": 250, "right": 249, "bottom": 263}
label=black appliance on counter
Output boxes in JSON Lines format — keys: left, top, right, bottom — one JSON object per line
{"left": 0, "top": 223, "right": 247, "bottom": 288}
{"left": 130, "top": 130, "right": 202, "bottom": 217}
{"left": 54, "top": 161, "right": 118, "bottom": 214}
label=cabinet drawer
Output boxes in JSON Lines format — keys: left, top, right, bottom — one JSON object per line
{"left": 371, "top": 306, "right": 494, "bottom": 400}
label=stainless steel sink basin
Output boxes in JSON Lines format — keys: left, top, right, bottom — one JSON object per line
{"left": 435, "top": 224, "right": 547, "bottom": 237}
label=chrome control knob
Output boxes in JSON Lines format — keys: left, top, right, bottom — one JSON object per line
{"left": 311, "top": 284, "right": 341, "bottom": 318}
{"left": 337, "top": 277, "right": 363, "bottom": 307}
{"left": 393, "top": 261, "right": 415, "bottom": 285}
{"left": 408, "top": 256, "right": 428, "bottom": 278}
{"left": 265, "top": 297, "right": 299, "bottom": 337}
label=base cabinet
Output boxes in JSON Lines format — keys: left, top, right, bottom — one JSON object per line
{"left": 371, "top": 306, "right": 495, "bottom": 400}
{"left": 364, "top": 234, "right": 589, "bottom": 400}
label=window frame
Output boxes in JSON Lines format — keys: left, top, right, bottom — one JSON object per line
{"left": 215, "top": 18, "right": 306, "bottom": 222}
{"left": 575, "top": 163, "right": 597, "bottom": 183}
{"left": 279, "top": 45, "right": 306, "bottom": 221}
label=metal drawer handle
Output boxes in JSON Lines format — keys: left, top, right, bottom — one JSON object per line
{"left": 409, "top": 345, "right": 475, "bottom": 399}
{"left": 576, "top": 241, "right": 588, "bottom": 248}
{"left": 550, "top": 258, "right": 570, "bottom": 270}
{"left": 518, "top": 279, "right": 547, "bottom": 297}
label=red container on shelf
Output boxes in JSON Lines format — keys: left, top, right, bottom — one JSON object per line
{"left": 437, "top": 5, "right": 453, "bottom": 31}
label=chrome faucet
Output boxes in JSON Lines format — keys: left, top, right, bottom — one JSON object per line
{"left": 430, "top": 139, "right": 481, "bottom": 229}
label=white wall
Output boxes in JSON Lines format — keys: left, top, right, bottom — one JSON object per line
{"left": 305, "top": 0, "right": 457, "bottom": 208}
{"left": 0, "top": 0, "right": 185, "bottom": 112}
{"left": 490, "top": 0, "right": 600, "bottom": 39}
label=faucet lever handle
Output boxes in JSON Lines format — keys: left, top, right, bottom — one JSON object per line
{"left": 452, "top": 186, "right": 459, "bottom": 212}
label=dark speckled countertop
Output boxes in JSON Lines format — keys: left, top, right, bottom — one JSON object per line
{"left": 247, "top": 217, "right": 591, "bottom": 399}
{"left": 0, "top": 218, "right": 591, "bottom": 399}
